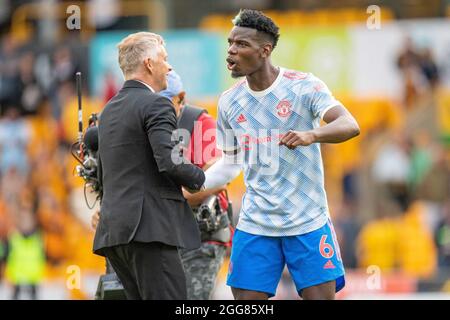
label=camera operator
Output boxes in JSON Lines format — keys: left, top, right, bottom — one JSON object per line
{"left": 92, "top": 32, "right": 205, "bottom": 300}
{"left": 160, "top": 70, "right": 234, "bottom": 300}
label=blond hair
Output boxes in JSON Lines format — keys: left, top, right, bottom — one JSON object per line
{"left": 117, "top": 32, "right": 165, "bottom": 77}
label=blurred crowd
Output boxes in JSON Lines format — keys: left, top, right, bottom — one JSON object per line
{"left": 335, "top": 129, "right": 450, "bottom": 275}
{"left": 327, "top": 36, "right": 450, "bottom": 292}
{"left": 0, "top": 34, "right": 105, "bottom": 299}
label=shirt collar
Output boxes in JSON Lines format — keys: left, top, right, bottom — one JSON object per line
{"left": 134, "top": 80, "right": 155, "bottom": 93}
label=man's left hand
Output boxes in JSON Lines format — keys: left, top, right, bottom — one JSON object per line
{"left": 279, "top": 130, "right": 316, "bottom": 149}
{"left": 91, "top": 210, "right": 100, "bottom": 230}
{"left": 184, "top": 184, "right": 205, "bottom": 194}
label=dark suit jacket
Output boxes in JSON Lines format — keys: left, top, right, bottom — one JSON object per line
{"left": 93, "top": 80, "right": 205, "bottom": 256}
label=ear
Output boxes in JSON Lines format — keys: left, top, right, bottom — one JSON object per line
{"left": 260, "top": 43, "right": 273, "bottom": 59}
{"left": 145, "top": 58, "right": 154, "bottom": 74}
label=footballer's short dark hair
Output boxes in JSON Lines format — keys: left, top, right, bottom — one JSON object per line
{"left": 232, "top": 9, "right": 280, "bottom": 49}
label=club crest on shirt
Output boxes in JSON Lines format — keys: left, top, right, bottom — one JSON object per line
{"left": 276, "top": 100, "right": 292, "bottom": 118}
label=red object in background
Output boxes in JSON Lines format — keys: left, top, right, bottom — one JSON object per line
{"left": 188, "top": 112, "right": 229, "bottom": 210}
{"left": 188, "top": 111, "right": 233, "bottom": 247}
{"left": 103, "top": 73, "right": 118, "bottom": 104}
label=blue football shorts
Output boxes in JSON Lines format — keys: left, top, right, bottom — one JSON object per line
{"left": 226, "top": 219, "right": 345, "bottom": 297}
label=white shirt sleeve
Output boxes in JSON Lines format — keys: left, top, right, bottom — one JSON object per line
{"left": 307, "top": 75, "right": 342, "bottom": 120}
{"left": 203, "top": 151, "right": 242, "bottom": 190}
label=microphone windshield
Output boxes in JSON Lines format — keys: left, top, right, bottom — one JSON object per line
{"left": 83, "top": 126, "right": 98, "bottom": 152}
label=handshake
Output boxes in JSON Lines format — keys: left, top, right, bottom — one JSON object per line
{"left": 91, "top": 183, "right": 209, "bottom": 231}
{"left": 184, "top": 184, "right": 206, "bottom": 194}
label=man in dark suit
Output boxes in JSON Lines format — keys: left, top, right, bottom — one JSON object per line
{"left": 93, "top": 32, "right": 205, "bottom": 300}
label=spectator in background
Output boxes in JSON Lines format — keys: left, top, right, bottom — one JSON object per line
{"left": 372, "top": 131, "right": 411, "bottom": 211}
{"left": 396, "top": 37, "right": 426, "bottom": 108}
{"left": 0, "top": 166, "right": 27, "bottom": 207}
{"left": 334, "top": 198, "right": 360, "bottom": 269}
{"left": 52, "top": 46, "right": 77, "bottom": 85}
{"left": 419, "top": 47, "right": 440, "bottom": 90}
{"left": 397, "top": 37, "right": 421, "bottom": 71}
{"left": 0, "top": 236, "right": 6, "bottom": 283}
{"left": 0, "top": 106, "right": 31, "bottom": 177}
{"left": 0, "top": 35, "right": 21, "bottom": 113}
{"left": 0, "top": 0, "right": 11, "bottom": 28}
{"left": 17, "top": 51, "right": 43, "bottom": 115}
{"left": 36, "top": 188, "right": 66, "bottom": 265}
{"left": 409, "top": 130, "right": 434, "bottom": 192}
{"left": 414, "top": 145, "right": 449, "bottom": 205}
{"left": 4, "top": 201, "right": 46, "bottom": 300}
{"left": 435, "top": 200, "right": 450, "bottom": 268}
{"left": 410, "top": 137, "right": 449, "bottom": 233}
{"left": 49, "top": 46, "right": 78, "bottom": 120}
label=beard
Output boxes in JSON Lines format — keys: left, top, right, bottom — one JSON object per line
{"left": 231, "top": 70, "right": 244, "bottom": 78}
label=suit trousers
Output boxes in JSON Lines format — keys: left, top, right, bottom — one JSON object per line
{"left": 102, "top": 241, "right": 186, "bottom": 299}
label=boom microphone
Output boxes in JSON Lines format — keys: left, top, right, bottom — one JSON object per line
{"left": 76, "top": 72, "right": 83, "bottom": 143}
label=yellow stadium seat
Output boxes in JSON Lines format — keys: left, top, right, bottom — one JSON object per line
{"left": 397, "top": 201, "right": 437, "bottom": 278}
{"left": 61, "top": 96, "right": 102, "bottom": 144}
{"left": 357, "top": 217, "right": 401, "bottom": 271}
{"left": 437, "top": 90, "right": 450, "bottom": 140}
{"left": 199, "top": 7, "right": 396, "bottom": 30}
